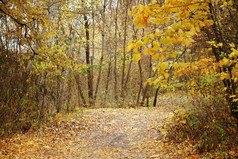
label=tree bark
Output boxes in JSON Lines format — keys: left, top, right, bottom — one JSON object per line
{"left": 136, "top": 28, "right": 144, "bottom": 106}
{"left": 94, "top": 0, "right": 106, "bottom": 102}
{"left": 153, "top": 87, "right": 160, "bottom": 107}
{"left": 136, "top": 60, "right": 143, "bottom": 106}
{"left": 75, "top": 74, "right": 86, "bottom": 106}
{"left": 124, "top": 24, "right": 137, "bottom": 93}
{"left": 121, "top": 1, "right": 129, "bottom": 98}
{"left": 208, "top": 1, "right": 238, "bottom": 122}
{"left": 113, "top": 0, "right": 119, "bottom": 100}
{"left": 83, "top": 12, "right": 93, "bottom": 106}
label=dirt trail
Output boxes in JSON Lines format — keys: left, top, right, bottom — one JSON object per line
{"left": 0, "top": 108, "right": 175, "bottom": 159}
{"left": 71, "top": 108, "right": 172, "bottom": 158}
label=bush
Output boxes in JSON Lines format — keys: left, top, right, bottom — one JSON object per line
{"left": 166, "top": 95, "right": 238, "bottom": 154}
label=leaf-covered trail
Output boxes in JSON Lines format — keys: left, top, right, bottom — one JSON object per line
{"left": 0, "top": 108, "right": 192, "bottom": 158}
{"left": 73, "top": 108, "right": 170, "bottom": 158}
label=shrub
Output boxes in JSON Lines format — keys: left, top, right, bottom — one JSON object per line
{"left": 166, "top": 95, "right": 238, "bottom": 154}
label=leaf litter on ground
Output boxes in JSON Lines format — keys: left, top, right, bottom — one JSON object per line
{"left": 0, "top": 106, "right": 228, "bottom": 158}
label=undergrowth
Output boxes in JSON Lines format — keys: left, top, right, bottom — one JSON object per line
{"left": 166, "top": 95, "right": 238, "bottom": 157}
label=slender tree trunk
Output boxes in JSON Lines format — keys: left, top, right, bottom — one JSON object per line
{"left": 105, "top": 40, "right": 112, "bottom": 95}
{"left": 208, "top": 1, "right": 238, "bottom": 122}
{"left": 124, "top": 24, "right": 137, "bottom": 93}
{"left": 91, "top": 5, "right": 95, "bottom": 96}
{"left": 141, "top": 26, "right": 154, "bottom": 107}
{"left": 153, "top": 87, "right": 160, "bottom": 107}
{"left": 113, "top": 0, "right": 119, "bottom": 100}
{"left": 123, "top": 51, "right": 132, "bottom": 92}
{"left": 94, "top": 0, "right": 106, "bottom": 102}
{"left": 83, "top": 12, "right": 93, "bottom": 106}
{"left": 136, "top": 29, "right": 144, "bottom": 106}
{"left": 136, "top": 60, "right": 143, "bottom": 106}
{"left": 40, "top": 73, "right": 47, "bottom": 118}
{"left": 141, "top": 54, "right": 152, "bottom": 107}
{"left": 105, "top": 1, "right": 113, "bottom": 99}
{"left": 75, "top": 74, "right": 86, "bottom": 106}
{"left": 67, "top": 81, "right": 71, "bottom": 112}
{"left": 121, "top": 2, "right": 129, "bottom": 98}
{"left": 56, "top": 68, "right": 62, "bottom": 113}
{"left": 105, "top": 58, "right": 112, "bottom": 93}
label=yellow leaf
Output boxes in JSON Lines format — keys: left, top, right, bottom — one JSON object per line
{"left": 171, "top": 51, "right": 177, "bottom": 58}
{"left": 222, "top": 57, "right": 231, "bottom": 66}
{"left": 230, "top": 95, "right": 236, "bottom": 98}
{"left": 44, "top": 146, "right": 51, "bottom": 149}
{"left": 152, "top": 53, "right": 163, "bottom": 60}
{"left": 190, "top": 81, "right": 196, "bottom": 87}
{"left": 184, "top": 38, "right": 194, "bottom": 47}
{"left": 232, "top": 98, "right": 238, "bottom": 102}
{"left": 229, "top": 48, "right": 238, "bottom": 58}
{"left": 136, "top": 40, "right": 144, "bottom": 47}
{"left": 144, "top": 48, "right": 155, "bottom": 55}
{"left": 133, "top": 53, "right": 141, "bottom": 61}
{"left": 57, "top": 113, "right": 62, "bottom": 119}
{"left": 217, "top": 43, "right": 223, "bottom": 47}
{"left": 187, "top": 27, "right": 196, "bottom": 36}
{"left": 147, "top": 77, "right": 154, "bottom": 85}
{"left": 229, "top": 43, "right": 235, "bottom": 48}
{"left": 195, "top": 26, "right": 201, "bottom": 32}
{"left": 220, "top": 72, "right": 230, "bottom": 80}
{"left": 126, "top": 43, "right": 135, "bottom": 52}
{"left": 164, "top": 73, "right": 169, "bottom": 79}
{"left": 153, "top": 41, "right": 160, "bottom": 50}
{"left": 160, "top": 38, "right": 172, "bottom": 45}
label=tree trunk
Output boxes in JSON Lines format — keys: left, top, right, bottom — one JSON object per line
{"left": 136, "top": 60, "right": 143, "bottom": 106}
{"left": 105, "top": 1, "right": 113, "bottom": 100}
{"left": 136, "top": 29, "right": 144, "bottom": 106}
{"left": 83, "top": 12, "right": 93, "bottom": 106}
{"left": 124, "top": 24, "right": 138, "bottom": 93}
{"left": 153, "top": 87, "right": 160, "bottom": 107}
{"left": 94, "top": 0, "right": 106, "bottom": 102}
{"left": 121, "top": 1, "right": 129, "bottom": 98}
{"left": 141, "top": 54, "right": 152, "bottom": 107}
{"left": 141, "top": 27, "right": 154, "bottom": 107}
{"left": 113, "top": 0, "right": 119, "bottom": 100}
{"left": 208, "top": 1, "right": 238, "bottom": 122}
{"left": 91, "top": 5, "right": 95, "bottom": 98}
{"left": 75, "top": 74, "right": 86, "bottom": 106}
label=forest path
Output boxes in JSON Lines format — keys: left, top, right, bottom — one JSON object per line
{"left": 0, "top": 107, "right": 188, "bottom": 159}
{"left": 71, "top": 108, "right": 171, "bottom": 158}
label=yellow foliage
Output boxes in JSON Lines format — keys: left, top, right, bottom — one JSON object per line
{"left": 133, "top": 53, "right": 141, "bottom": 61}
{"left": 232, "top": 98, "right": 238, "bottom": 102}
{"left": 126, "top": 43, "right": 135, "bottom": 52}
{"left": 152, "top": 53, "right": 163, "bottom": 60}
{"left": 144, "top": 48, "right": 155, "bottom": 55}
{"left": 229, "top": 95, "right": 236, "bottom": 98}
{"left": 128, "top": 0, "right": 235, "bottom": 95}
{"left": 147, "top": 77, "right": 154, "bottom": 86}
{"left": 229, "top": 48, "right": 238, "bottom": 58}
{"left": 220, "top": 72, "right": 231, "bottom": 80}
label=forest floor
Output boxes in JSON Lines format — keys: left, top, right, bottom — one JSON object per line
{"left": 0, "top": 105, "right": 206, "bottom": 159}
{"left": 3, "top": 91, "right": 235, "bottom": 159}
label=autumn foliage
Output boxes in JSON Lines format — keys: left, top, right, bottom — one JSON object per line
{"left": 0, "top": 0, "right": 238, "bottom": 157}
{"left": 129, "top": 0, "right": 238, "bottom": 154}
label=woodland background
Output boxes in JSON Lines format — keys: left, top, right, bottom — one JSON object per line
{"left": 0, "top": 0, "right": 238, "bottom": 156}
